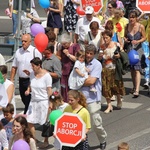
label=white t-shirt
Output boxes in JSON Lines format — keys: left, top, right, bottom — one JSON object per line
{"left": 4, "top": 79, "right": 16, "bottom": 117}
{"left": 30, "top": 72, "right": 52, "bottom": 101}
{"left": 0, "top": 53, "right": 5, "bottom": 65}
{"left": 21, "top": 8, "right": 40, "bottom": 34}
{"left": 85, "top": 30, "right": 101, "bottom": 50}
{"left": 12, "top": 45, "right": 42, "bottom": 78}
{"left": 0, "top": 129, "right": 8, "bottom": 149}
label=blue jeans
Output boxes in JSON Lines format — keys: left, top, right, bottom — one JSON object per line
{"left": 12, "top": 13, "right": 18, "bottom": 35}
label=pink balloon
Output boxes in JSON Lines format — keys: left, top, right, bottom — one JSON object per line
{"left": 31, "top": 23, "right": 45, "bottom": 36}
{"left": 34, "top": 33, "right": 48, "bottom": 53}
{"left": 12, "top": 140, "right": 30, "bottom": 150}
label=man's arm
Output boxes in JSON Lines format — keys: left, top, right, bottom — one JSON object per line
{"left": 83, "top": 77, "right": 97, "bottom": 86}
{"left": 10, "top": 67, "right": 17, "bottom": 82}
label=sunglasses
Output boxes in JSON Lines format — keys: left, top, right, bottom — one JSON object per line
{"left": 108, "top": 7, "right": 113, "bottom": 9}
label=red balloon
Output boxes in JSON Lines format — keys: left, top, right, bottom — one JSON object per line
{"left": 34, "top": 33, "right": 48, "bottom": 53}
{"left": 76, "top": 7, "right": 85, "bottom": 15}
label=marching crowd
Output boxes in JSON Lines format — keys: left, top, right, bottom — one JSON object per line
{"left": 0, "top": 0, "right": 150, "bottom": 149}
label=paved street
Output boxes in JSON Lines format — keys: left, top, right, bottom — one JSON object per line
{"left": 15, "top": 72, "right": 150, "bottom": 150}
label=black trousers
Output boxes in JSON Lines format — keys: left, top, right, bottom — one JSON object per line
{"left": 19, "top": 78, "right": 31, "bottom": 114}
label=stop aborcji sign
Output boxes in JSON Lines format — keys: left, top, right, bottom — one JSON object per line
{"left": 136, "top": 0, "right": 150, "bottom": 13}
{"left": 54, "top": 112, "right": 86, "bottom": 147}
{"left": 80, "top": 0, "right": 103, "bottom": 13}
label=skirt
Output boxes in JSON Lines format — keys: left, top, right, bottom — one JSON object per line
{"left": 26, "top": 100, "right": 49, "bottom": 125}
{"left": 102, "top": 68, "right": 125, "bottom": 99}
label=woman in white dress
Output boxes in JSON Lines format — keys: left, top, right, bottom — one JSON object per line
{"left": 25, "top": 57, "right": 52, "bottom": 138}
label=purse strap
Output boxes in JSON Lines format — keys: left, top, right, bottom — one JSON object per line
{"left": 76, "top": 107, "right": 83, "bottom": 114}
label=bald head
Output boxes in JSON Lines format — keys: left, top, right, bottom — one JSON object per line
{"left": 22, "top": 34, "right": 32, "bottom": 50}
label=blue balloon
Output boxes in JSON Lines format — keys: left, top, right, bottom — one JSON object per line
{"left": 128, "top": 49, "right": 140, "bottom": 65}
{"left": 39, "top": 0, "right": 50, "bottom": 8}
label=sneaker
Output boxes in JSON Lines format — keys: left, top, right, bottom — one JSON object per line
{"left": 100, "top": 141, "right": 107, "bottom": 150}
{"left": 144, "top": 82, "right": 149, "bottom": 89}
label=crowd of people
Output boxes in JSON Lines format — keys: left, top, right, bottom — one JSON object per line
{"left": 0, "top": 0, "right": 150, "bottom": 149}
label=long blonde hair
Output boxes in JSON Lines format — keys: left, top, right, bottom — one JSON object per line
{"left": 68, "top": 90, "right": 87, "bottom": 108}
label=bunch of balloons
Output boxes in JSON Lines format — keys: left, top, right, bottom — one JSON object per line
{"left": 49, "top": 110, "right": 63, "bottom": 125}
{"left": 12, "top": 140, "right": 30, "bottom": 150}
{"left": 34, "top": 33, "right": 48, "bottom": 53}
{"left": 128, "top": 49, "right": 140, "bottom": 65}
{"left": 39, "top": 0, "right": 50, "bottom": 8}
{"left": 30, "top": 23, "right": 45, "bottom": 37}
{"left": 76, "top": 6, "right": 85, "bottom": 15}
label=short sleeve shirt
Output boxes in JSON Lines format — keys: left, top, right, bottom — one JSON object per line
{"left": 80, "top": 58, "right": 102, "bottom": 103}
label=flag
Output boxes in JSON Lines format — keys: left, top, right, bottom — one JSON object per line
{"left": 0, "top": 71, "right": 8, "bottom": 107}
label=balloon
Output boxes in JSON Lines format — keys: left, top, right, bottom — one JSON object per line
{"left": 34, "top": 33, "right": 48, "bottom": 53}
{"left": 12, "top": 140, "right": 30, "bottom": 150}
{"left": 76, "top": 6, "right": 85, "bottom": 15}
{"left": 31, "top": 23, "right": 45, "bottom": 37}
{"left": 39, "top": 0, "right": 50, "bottom": 8}
{"left": 49, "top": 110, "right": 63, "bottom": 125}
{"left": 128, "top": 49, "right": 140, "bottom": 65}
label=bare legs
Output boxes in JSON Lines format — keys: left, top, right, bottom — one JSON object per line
{"left": 104, "top": 94, "right": 122, "bottom": 113}
{"left": 28, "top": 123, "right": 35, "bottom": 138}
{"left": 49, "top": 27, "right": 59, "bottom": 40}
{"left": 131, "top": 69, "right": 141, "bottom": 97}
{"left": 104, "top": 98, "right": 113, "bottom": 113}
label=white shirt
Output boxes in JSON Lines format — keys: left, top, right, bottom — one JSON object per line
{"left": 0, "top": 53, "right": 5, "bottom": 65}
{"left": 12, "top": 45, "right": 42, "bottom": 78}
{"left": 21, "top": 8, "right": 40, "bottom": 34}
{"left": 75, "top": 16, "right": 102, "bottom": 41}
{"left": 85, "top": 30, "right": 101, "bottom": 50}
{"left": 0, "top": 129, "right": 8, "bottom": 149}
{"left": 30, "top": 72, "right": 52, "bottom": 101}
{"left": 4, "top": 79, "right": 16, "bottom": 117}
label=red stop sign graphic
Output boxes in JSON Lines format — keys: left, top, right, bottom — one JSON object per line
{"left": 81, "top": 0, "right": 103, "bottom": 13}
{"left": 54, "top": 113, "right": 86, "bottom": 147}
{"left": 136, "top": 0, "right": 150, "bottom": 13}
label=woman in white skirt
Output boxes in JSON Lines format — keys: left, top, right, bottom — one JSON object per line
{"left": 25, "top": 57, "right": 52, "bottom": 139}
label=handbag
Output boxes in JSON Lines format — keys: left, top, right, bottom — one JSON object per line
{"left": 41, "top": 121, "right": 54, "bottom": 137}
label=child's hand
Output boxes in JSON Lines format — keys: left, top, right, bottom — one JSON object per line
{"left": 81, "top": 74, "right": 85, "bottom": 77}
{"left": 25, "top": 90, "right": 30, "bottom": 96}
{"left": 23, "top": 70, "right": 30, "bottom": 76}
{"left": 53, "top": 133, "right": 56, "bottom": 138}
{"left": 81, "top": 134, "right": 87, "bottom": 141}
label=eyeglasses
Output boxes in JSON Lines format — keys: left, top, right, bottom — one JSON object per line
{"left": 108, "top": 7, "right": 113, "bottom": 9}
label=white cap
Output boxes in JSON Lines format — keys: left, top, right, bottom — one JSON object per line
{"left": 85, "top": 6, "right": 94, "bottom": 14}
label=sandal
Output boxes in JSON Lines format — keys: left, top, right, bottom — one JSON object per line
{"left": 38, "top": 142, "right": 49, "bottom": 149}
{"left": 133, "top": 91, "right": 139, "bottom": 98}
{"left": 130, "top": 88, "right": 135, "bottom": 94}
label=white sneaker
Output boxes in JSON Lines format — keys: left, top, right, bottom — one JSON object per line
{"left": 144, "top": 82, "right": 149, "bottom": 89}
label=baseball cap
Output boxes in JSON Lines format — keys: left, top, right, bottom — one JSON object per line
{"left": 85, "top": 6, "right": 94, "bottom": 14}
